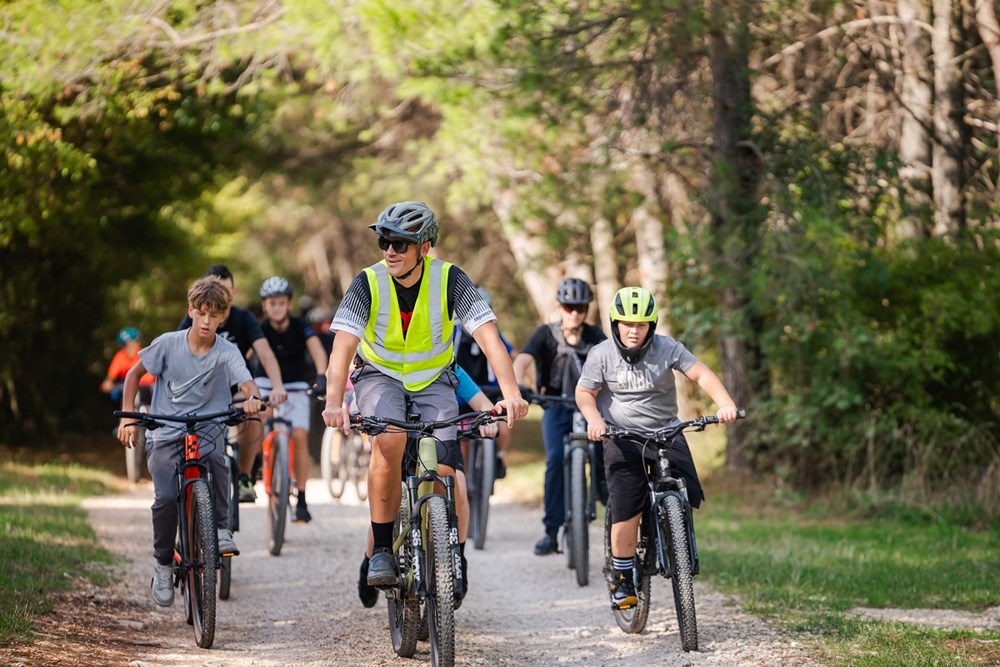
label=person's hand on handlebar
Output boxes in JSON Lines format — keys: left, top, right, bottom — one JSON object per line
{"left": 716, "top": 404, "right": 740, "bottom": 424}
{"left": 495, "top": 394, "right": 529, "bottom": 428}
{"left": 117, "top": 420, "right": 137, "bottom": 449}
{"left": 322, "top": 404, "right": 349, "bottom": 430}
{"left": 479, "top": 419, "right": 499, "bottom": 438}
{"left": 586, "top": 416, "right": 608, "bottom": 442}
{"left": 242, "top": 394, "right": 265, "bottom": 416}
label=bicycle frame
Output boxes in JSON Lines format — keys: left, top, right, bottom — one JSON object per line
{"left": 646, "top": 445, "right": 697, "bottom": 580}
{"left": 175, "top": 431, "right": 215, "bottom": 568}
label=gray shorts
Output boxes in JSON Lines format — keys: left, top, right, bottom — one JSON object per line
{"left": 350, "top": 364, "right": 463, "bottom": 472}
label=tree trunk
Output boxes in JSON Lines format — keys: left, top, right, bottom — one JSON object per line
{"left": 931, "top": 0, "right": 966, "bottom": 237}
{"left": 898, "top": 0, "right": 933, "bottom": 238}
{"left": 706, "top": 1, "right": 759, "bottom": 471}
{"left": 974, "top": 0, "right": 1000, "bottom": 160}
{"left": 589, "top": 215, "right": 618, "bottom": 336}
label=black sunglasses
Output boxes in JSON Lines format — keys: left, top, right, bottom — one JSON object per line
{"left": 377, "top": 237, "right": 411, "bottom": 253}
{"left": 562, "top": 304, "right": 588, "bottom": 313}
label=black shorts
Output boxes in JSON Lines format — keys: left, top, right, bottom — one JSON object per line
{"left": 604, "top": 433, "right": 704, "bottom": 523}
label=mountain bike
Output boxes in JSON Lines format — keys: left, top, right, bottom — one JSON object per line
{"left": 461, "top": 424, "right": 497, "bottom": 551}
{"left": 525, "top": 390, "right": 605, "bottom": 586}
{"left": 601, "top": 410, "right": 745, "bottom": 652}
{"left": 350, "top": 408, "right": 502, "bottom": 667}
{"left": 260, "top": 390, "right": 305, "bottom": 556}
{"left": 114, "top": 406, "right": 255, "bottom": 649}
{"left": 321, "top": 389, "right": 370, "bottom": 501}
{"left": 113, "top": 382, "right": 152, "bottom": 483}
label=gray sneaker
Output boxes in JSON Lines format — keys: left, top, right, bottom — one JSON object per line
{"left": 151, "top": 560, "right": 174, "bottom": 607}
{"left": 218, "top": 528, "right": 240, "bottom": 556}
{"left": 367, "top": 549, "right": 398, "bottom": 589}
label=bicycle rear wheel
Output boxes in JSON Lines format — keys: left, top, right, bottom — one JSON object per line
{"left": 185, "top": 479, "right": 218, "bottom": 648}
{"left": 426, "top": 495, "right": 455, "bottom": 667}
{"left": 470, "top": 438, "right": 495, "bottom": 550}
{"left": 662, "top": 494, "right": 698, "bottom": 651}
{"left": 267, "top": 432, "right": 290, "bottom": 556}
{"left": 604, "top": 505, "right": 652, "bottom": 633}
{"left": 388, "top": 489, "right": 419, "bottom": 657}
{"left": 220, "top": 446, "right": 239, "bottom": 600}
{"left": 321, "top": 427, "right": 346, "bottom": 499}
{"left": 568, "top": 446, "right": 589, "bottom": 586}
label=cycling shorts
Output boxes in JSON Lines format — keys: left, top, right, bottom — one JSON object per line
{"left": 604, "top": 432, "right": 703, "bottom": 523}
{"left": 351, "top": 363, "right": 463, "bottom": 473}
{"left": 255, "top": 379, "right": 311, "bottom": 430}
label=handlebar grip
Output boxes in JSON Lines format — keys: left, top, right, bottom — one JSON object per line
{"left": 567, "top": 432, "right": 590, "bottom": 441}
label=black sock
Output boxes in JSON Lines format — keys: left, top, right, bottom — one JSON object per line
{"left": 459, "top": 541, "right": 466, "bottom": 558}
{"left": 372, "top": 521, "right": 394, "bottom": 551}
{"left": 298, "top": 489, "right": 306, "bottom": 505}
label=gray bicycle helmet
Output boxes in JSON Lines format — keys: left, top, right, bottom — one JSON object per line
{"left": 260, "top": 276, "right": 292, "bottom": 299}
{"left": 556, "top": 278, "right": 593, "bottom": 306}
{"left": 369, "top": 200, "right": 440, "bottom": 247}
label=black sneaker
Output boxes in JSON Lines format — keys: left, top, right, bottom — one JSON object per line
{"left": 495, "top": 455, "right": 507, "bottom": 479}
{"left": 358, "top": 555, "right": 378, "bottom": 608}
{"left": 367, "top": 548, "right": 398, "bottom": 588}
{"left": 610, "top": 570, "right": 638, "bottom": 609}
{"left": 533, "top": 533, "right": 559, "bottom": 556}
{"left": 295, "top": 501, "right": 312, "bottom": 523}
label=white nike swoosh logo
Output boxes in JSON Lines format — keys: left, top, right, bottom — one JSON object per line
{"left": 167, "top": 369, "right": 214, "bottom": 402}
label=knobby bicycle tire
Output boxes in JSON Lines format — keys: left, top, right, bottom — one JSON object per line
{"left": 186, "top": 479, "right": 218, "bottom": 648}
{"left": 470, "top": 438, "right": 496, "bottom": 550}
{"left": 321, "top": 427, "right": 346, "bottom": 500}
{"left": 219, "top": 447, "right": 239, "bottom": 600}
{"left": 603, "top": 505, "right": 653, "bottom": 633}
{"left": 663, "top": 494, "right": 698, "bottom": 651}
{"left": 267, "top": 432, "right": 290, "bottom": 556}
{"left": 388, "top": 488, "right": 419, "bottom": 657}
{"left": 569, "top": 446, "right": 589, "bottom": 586}
{"left": 426, "top": 495, "right": 455, "bottom": 667}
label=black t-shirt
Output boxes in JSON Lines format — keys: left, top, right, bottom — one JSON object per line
{"left": 178, "top": 305, "right": 264, "bottom": 373}
{"left": 520, "top": 323, "right": 606, "bottom": 397}
{"left": 256, "top": 317, "right": 315, "bottom": 383}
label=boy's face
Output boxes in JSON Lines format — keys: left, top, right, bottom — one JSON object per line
{"left": 188, "top": 305, "right": 228, "bottom": 338}
{"left": 616, "top": 321, "right": 650, "bottom": 348}
{"left": 262, "top": 295, "right": 290, "bottom": 322}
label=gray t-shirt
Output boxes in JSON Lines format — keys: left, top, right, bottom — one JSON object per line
{"left": 577, "top": 335, "right": 697, "bottom": 432}
{"left": 140, "top": 330, "right": 252, "bottom": 443}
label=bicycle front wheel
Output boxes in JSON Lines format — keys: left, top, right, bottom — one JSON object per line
{"left": 185, "top": 479, "right": 218, "bottom": 648}
{"left": 321, "top": 427, "right": 346, "bottom": 499}
{"left": 663, "top": 494, "right": 698, "bottom": 651}
{"left": 426, "top": 495, "right": 455, "bottom": 667}
{"left": 267, "top": 433, "right": 290, "bottom": 556}
{"left": 604, "top": 505, "right": 652, "bottom": 633}
{"left": 568, "top": 446, "right": 589, "bottom": 586}
{"left": 470, "top": 438, "right": 495, "bottom": 551}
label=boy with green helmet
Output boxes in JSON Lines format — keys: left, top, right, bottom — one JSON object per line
{"left": 575, "top": 286, "right": 739, "bottom": 609}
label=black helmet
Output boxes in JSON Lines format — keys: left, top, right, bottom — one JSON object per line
{"left": 369, "top": 201, "right": 439, "bottom": 247}
{"left": 555, "top": 278, "right": 593, "bottom": 306}
{"left": 609, "top": 286, "right": 658, "bottom": 364}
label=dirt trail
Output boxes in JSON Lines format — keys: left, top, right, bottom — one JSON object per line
{"left": 7, "top": 480, "right": 820, "bottom": 666}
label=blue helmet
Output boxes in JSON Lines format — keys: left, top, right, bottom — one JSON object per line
{"left": 116, "top": 327, "right": 141, "bottom": 346}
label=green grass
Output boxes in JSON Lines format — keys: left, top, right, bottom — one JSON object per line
{"left": 698, "top": 484, "right": 1000, "bottom": 666}
{"left": 0, "top": 460, "right": 119, "bottom": 645}
{"left": 505, "top": 416, "right": 1000, "bottom": 665}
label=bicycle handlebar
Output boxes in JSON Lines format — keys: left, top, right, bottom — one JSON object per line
{"left": 521, "top": 389, "right": 576, "bottom": 409}
{"left": 115, "top": 399, "right": 264, "bottom": 432}
{"left": 602, "top": 410, "right": 747, "bottom": 443}
{"left": 350, "top": 409, "right": 505, "bottom": 438}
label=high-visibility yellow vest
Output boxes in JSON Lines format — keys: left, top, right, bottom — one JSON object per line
{"left": 358, "top": 257, "right": 455, "bottom": 391}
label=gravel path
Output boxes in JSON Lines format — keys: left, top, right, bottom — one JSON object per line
{"left": 73, "top": 478, "right": 821, "bottom": 667}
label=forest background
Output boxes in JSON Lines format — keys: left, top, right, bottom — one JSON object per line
{"left": 2, "top": 0, "right": 998, "bottom": 501}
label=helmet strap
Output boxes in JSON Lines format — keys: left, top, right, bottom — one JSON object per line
{"left": 397, "top": 256, "right": 423, "bottom": 282}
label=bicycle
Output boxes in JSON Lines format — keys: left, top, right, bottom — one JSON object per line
{"left": 600, "top": 411, "right": 745, "bottom": 652}
{"left": 461, "top": 421, "right": 496, "bottom": 551}
{"left": 219, "top": 424, "right": 240, "bottom": 600}
{"left": 524, "top": 390, "right": 605, "bottom": 586}
{"left": 112, "top": 381, "right": 151, "bottom": 483}
{"left": 114, "top": 406, "right": 255, "bottom": 648}
{"left": 350, "top": 408, "right": 503, "bottom": 667}
{"left": 259, "top": 389, "right": 306, "bottom": 556}
{"left": 321, "top": 389, "right": 370, "bottom": 501}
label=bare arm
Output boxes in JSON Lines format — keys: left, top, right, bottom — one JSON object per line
{"left": 682, "top": 361, "right": 739, "bottom": 423}
{"left": 575, "top": 385, "right": 608, "bottom": 441}
{"left": 116, "top": 361, "right": 146, "bottom": 448}
{"left": 471, "top": 322, "right": 529, "bottom": 426}
{"left": 251, "top": 338, "right": 287, "bottom": 405}
{"left": 512, "top": 352, "right": 535, "bottom": 389}
{"left": 465, "top": 391, "right": 499, "bottom": 438}
{"left": 323, "top": 331, "right": 360, "bottom": 429}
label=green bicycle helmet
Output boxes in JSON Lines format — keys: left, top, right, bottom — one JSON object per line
{"left": 609, "top": 286, "right": 658, "bottom": 364}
